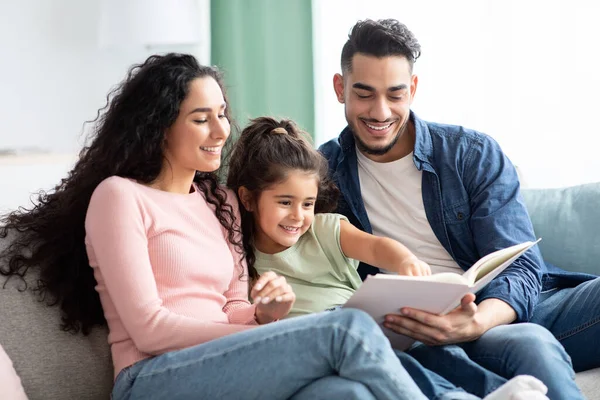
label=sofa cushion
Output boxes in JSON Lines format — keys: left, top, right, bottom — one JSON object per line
{"left": 0, "top": 237, "right": 113, "bottom": 400}
{"left": 521, "top": 182, "right": 600, "bottom": 276}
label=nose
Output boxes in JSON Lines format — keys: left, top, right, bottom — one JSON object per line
{"left": 290, "top": 205, "right": 304, "bottom": 222}
{"left": 369, "top": 96, "right": 392, "bottom": 122}
{"left": 211, "top": 117, "right": 230, "bottom": 140}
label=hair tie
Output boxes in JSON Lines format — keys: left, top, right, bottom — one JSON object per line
{"left": 270, "top": 127, "right": 288, "bottom": 135}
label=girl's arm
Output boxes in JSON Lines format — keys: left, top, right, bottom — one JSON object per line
{"left": 339, "top": 219, "right": 431, "bottom": 276}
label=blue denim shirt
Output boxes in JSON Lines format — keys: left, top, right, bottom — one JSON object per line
{"left": 319, "top": 112, "right": 594, "bottom": 322}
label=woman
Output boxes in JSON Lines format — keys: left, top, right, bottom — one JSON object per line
{"left": 0, "top": 53, "right": 433, "bottom": 400}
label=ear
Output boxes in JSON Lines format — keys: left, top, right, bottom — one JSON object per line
{"left": 237, "top": 186, "right": 254, "bottom": 212}
{"left": 333, "top": 73, "right": 345, "bottom": 104}
{"left": 409, "top": 74, "right": 418, "bottom": 105}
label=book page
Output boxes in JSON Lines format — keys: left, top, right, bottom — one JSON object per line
{"left": 463, "top": 239, "right": 541, "bottom": 290}
{"left": 371, "top": 272, "right": 468, "bottom": 285}
{"left": 344, "top": 275, "right": 469, "bottom": 350}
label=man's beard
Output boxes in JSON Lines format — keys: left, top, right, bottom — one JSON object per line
{"left": 350, "top": 117, "right": 409, "bottom": 156}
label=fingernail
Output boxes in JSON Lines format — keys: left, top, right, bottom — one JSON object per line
{"left": 275, "top": 296, "right": 283, "bottom": 302}
{"left": 254, "top": 296, "right": 262, "bottom": 304}
{"left": 255, "top": 284, "right": 263, "bottom": 290}
{"left": 261, "top": 297, "right": 270, "bottom": 304}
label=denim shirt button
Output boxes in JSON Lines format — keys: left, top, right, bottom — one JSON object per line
{"left": 457, "top": 212, "right": 464, "bottom": 220}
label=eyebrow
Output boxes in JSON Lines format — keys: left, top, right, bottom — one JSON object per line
{"left": 187, "top": 103, "right": 227, "bottom": 115}
{"left": 274, "top": 195, "right": 317, "bottom": 200}
{"left": 352, "top": 83, "right": 408, "bottom": 92}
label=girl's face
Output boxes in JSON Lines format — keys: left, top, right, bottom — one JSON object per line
{"left": 163, "top": 76, "right": 230, "bottom": 174}
{"left": 251, "top": 170, "right": 319, "bottom": 254}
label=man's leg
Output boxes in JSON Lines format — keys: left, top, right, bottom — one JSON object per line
{"left": 396, "top": 350, "right": 481, "bottom": 400}
{"left": 407, "top": 343, "right": 507, "bottom": 398}
{"left": 530, "top": 278, "right": 600, "bottom": 372}
{"left": 459, "top": 323, "right": 583, "bottom": 400}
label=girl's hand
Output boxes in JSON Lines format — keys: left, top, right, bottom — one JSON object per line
{"left": 397, "top": 257, "right": 432, "bottom": 276}
{"left": 251, "top": 271, "right": 296, "bottom": 324}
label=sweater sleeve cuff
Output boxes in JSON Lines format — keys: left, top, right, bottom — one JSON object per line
{"left": 227, "top": 303, "right": 259, "bottom": 325}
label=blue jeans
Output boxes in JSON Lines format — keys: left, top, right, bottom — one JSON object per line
{"left": 530, "top": 278, "right": 600, "bottom": 372}
{"left": 111, "top": 309, "right": 449, "bottom": 400}
{"left": 410, "top": 323, "right": 583, "bottom": 400}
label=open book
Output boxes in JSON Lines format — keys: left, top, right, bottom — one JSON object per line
{"left": 343, "top": 239, "right": 541, "bottom": 351}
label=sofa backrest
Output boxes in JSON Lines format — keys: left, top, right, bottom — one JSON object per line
{"left": 522, "top": 182, "right": 600, "bottom": 276}
{"left": 0, "top": 236, "right": 113, "bottom": 400}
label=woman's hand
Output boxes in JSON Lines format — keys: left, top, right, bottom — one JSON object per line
{"left": 251, "top": 271, "right": 296, "bottom": 324}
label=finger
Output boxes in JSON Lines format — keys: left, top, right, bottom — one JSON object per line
{"left": 422, "top": 262, "right": 432, "bottom": 276}
{"left": 383, "top": 316, "right": 447, "bottom": 345}
{"left": 461, "top": 292, "right": 476, "bottom": 304}
{"left": 257, "top": 287, "right": 295, "bottom": 305}
{"left": 251, "top": 271, "right": 277, "bottom": 298}
{"left": 274, "top": 291, "right": 295, "bottom": 304}
{"left": 255, "top": 277, "right": 289, "bottom": 304}
{"left": 397, "top": 308, "right": 452, "bottom": 332}
{"left": 253, "top": 273, "right": 283, "bottom": 300}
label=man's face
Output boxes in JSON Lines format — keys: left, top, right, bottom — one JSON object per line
{"left": 334, "top": 54, "right": 417, "bottom": 162}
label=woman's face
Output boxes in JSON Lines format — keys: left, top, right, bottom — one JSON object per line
{"left": 163, "top": 76, "right": 231, "bottom": 173}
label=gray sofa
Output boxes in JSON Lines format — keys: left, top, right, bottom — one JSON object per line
{"left": 1, "top": 182, "right": 599, "bottom": 399}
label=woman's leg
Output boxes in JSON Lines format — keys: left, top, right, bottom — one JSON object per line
{"left": 407, "top": 343, "right": 507, "bottom": 398}
{"left": 112, "top": 309, "right": 429, "bottom": 400}
{"left": 459, "top": 323, "right": 583, "bottom": 400}
{"left": 290, "top": 376, "right": 376, "bottom": 400}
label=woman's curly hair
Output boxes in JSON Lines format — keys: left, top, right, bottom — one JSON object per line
{"left": 0, "top": 53, "right": 242, "bottom": 335}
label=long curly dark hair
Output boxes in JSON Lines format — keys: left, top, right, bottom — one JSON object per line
{"left": 226, "top": 117, "right": 339, "bottom": 282}
{"left": 0, "top": 53, "right": 242, "bottom": 335}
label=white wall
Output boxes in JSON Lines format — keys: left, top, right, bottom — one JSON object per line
{"left": 312, "top": 0, "right": 600, "bottom": 188}
{"left": 0, "top": 0, "right": 210, "bottom": 211}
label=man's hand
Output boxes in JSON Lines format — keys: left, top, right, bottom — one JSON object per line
{"left": 251, "top": 271, "right": 296, "bottom": 324}
{"left": 383, "top": 295, "right": 518, "bottom": 345}
{"left": 383, "top": 293, "right": 483, "bottom": 345}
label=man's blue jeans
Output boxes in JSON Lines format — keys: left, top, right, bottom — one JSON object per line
{"left": 531, "top": 277, "right": 600, "bottom": 372}
{"left": 409, "top": 322, "right": 585, "bottom": 400}
{"left": 111, "top": 309, "right": 480, "bottom": 400}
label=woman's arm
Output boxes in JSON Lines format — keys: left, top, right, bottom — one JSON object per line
{"left": 339, "top": 219, "right": 431, "bottom": 276}
{"left": 86, "top": 179, "right": 256, "bottom": 356}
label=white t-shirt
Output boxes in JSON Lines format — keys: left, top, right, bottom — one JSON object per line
{"left": 356, "top": 148, "right": 463, "bottom": 275}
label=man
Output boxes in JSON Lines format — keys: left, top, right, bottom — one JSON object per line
{"left": 320, "top": 18, "right": 598, "bottom": 398}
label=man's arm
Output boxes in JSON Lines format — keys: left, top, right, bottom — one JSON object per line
{"left": 384, "top": 134, "right": 544, "bottom": 344}
{"left": 463, "top": 134, "right": 544, "bottom": 322}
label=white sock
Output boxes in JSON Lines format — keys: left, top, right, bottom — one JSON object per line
{"left": 483, "top": 375, "right": 548, "bottom": 400}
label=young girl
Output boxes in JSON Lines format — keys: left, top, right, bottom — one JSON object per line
{"left": 227, "top": 116, "right": 550, "bottom": 400}
{"left": 0, "top": 54, "right": 440, "bottom": 400}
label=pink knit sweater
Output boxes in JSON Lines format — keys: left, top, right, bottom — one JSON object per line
{"left": 85, "top": 176, "right": 257, "bottom": 378}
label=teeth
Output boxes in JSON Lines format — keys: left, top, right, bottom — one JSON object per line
{"left": 281, "top": 226, "right": 299, "bottom": 232}
{"left": 365, "top": 123, "right": 392, "bottom": 131}
{"left": 200, "top": 146, "right": 220, "bottom": 152}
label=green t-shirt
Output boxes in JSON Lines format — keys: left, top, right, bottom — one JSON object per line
{"left": 254, "top": 213, "right": 362, "bottom": 318}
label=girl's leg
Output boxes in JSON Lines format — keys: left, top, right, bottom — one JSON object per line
{"left": 113, "top": 309, "right": 429, "bottom": 400}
